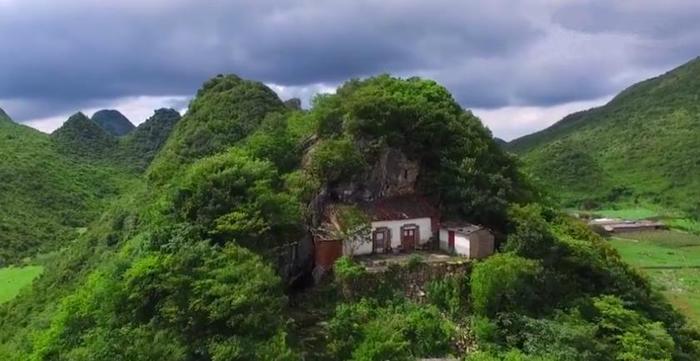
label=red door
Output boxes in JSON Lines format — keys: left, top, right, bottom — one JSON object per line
{"left": 402, "top": 228, "right": 416, "bottom": 251}
{"left": 448, "top": 231, "right": 455, "bottom": 251}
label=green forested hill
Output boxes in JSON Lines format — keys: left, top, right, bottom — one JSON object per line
{"left": 118, "top": 108, "right": 182, "bottom": 171}
{"left": 1, "top": 75, "right": 699, "bottom": 361}
{"left": 92, "top": 109, "right": 135, "bottom": 136}
{"left": 508, "top": 57, "right": 700, "bottom": 216}
{"left": 51, "top": 112, "right": 118, "bottom": 160}
{"left": 0, "top": 110, "right": 136, "bottom": 264}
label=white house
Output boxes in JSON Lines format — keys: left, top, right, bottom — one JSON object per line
{"left": 439, "top": 222, "right": 495, "bottom": 259}
{"left": 350, "top": 195, "right": 438, "bottom": 256}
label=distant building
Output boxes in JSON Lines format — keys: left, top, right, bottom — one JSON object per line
{"left": 589, "top": 218, "right": 667, "bottom": 234}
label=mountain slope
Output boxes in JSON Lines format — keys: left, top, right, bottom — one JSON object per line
{"left": 508, "top": 57, "right": 700, "bottom": 215}
{"left": 2, "top": 75, "right": 699, "bottom": 361}
{"left": 148, "top": 74, "right": 286, "bottom": 182}
{"left": 92, "top": 109, "right": 135, "bottom": 136}
{"left": 0, "top": 109, "right": 136, "bottom": 264}
{"left": 117, "top": 108, "right": 181, "bottom": 171}
{"left": 51, "top": 112, "right": 118, "bottom": 159}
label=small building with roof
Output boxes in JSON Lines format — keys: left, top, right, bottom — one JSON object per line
{"left": 438, "top": 222, "right": 495, "bottom": 259}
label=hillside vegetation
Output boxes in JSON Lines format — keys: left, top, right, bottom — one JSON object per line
{"left": 508, "top": 57, "right": 700, "bottom": 217}
{"left": 0, "top": 110, "right": 136, "bottom": 264}
{"left": 91, "top": 109, "right": 135, "bottom": 137}
{"left": 0, "top": 75, "right": 698, "bottom": 361}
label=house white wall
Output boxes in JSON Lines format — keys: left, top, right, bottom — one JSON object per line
{"left": 439, "top": 228, "right": 473, "bottom": 257}
{"left": 345, "top": 235, "right": 374, "bottom": 256}
{"left": 454, "top": 234, "right": 470, "bottom": 256}
{"left": 439, "top": 227, "right": 495, "bottom": 258}
{"left": 346, "top": 217, "right": 433, "bottom": 256}
{"left": 372, "top": 217, "right": 432, "bottom": 249}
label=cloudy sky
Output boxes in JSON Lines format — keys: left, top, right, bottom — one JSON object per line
{"left": 1, "top": 0, "right": 699, "bottom": 139}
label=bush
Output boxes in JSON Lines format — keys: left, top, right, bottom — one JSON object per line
{"left": 328, "top": 299, "right": 454, "bottom": 360}
{"left": 335, "top": 256, "right": 366, "bottom": 281}
{"left": 308, "top": 137, "right": 365, "bottom": 182}
{"left": 406, "top": 254, "right": 423, "bottom": 271}
{"left": 426, "top": 274, "right": 470, "bottom": 318}
{"left": 172, "top": 148, "right": 303, "bottom": 250}
{"left": 471, "top": 253, "right": 543, "bottom": 317}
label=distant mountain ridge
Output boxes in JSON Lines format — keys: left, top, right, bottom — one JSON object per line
{"left": 508, "top": 56, "right": 700, "bottom": 215}
{"left": 49, "top": 109, "right": 181, "bottom": 170}
{"left": 92, "top": 109, "right": 135, "bottom": 136}
{"left": 0, "top": 109, "right": 134, "bottom": 264}
{"left": 0, "top": 107, "right": 9, "bottom": 121}
{"left": 118, "top": 108, "right": 181, "bottom": 171}
{"left": 51, "top": 112, "right": 117, "bottom": 159}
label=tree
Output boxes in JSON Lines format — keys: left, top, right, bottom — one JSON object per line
{"left": 315, "top": 205, "right": 371, "bottom": 257}
{"left": 471, "top": 253, "right": 543, "bottom": 317}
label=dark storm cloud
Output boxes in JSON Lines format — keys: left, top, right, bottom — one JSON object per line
{"left": 0, "top": 0, "right": 542, "bottom": 121}
{"left": 552, "top": 0, "right": 700, "bottom": 39}
{"left": 1, "top": 0, "right": 699, "bottom": 125}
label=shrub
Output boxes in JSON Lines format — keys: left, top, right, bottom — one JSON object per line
{"left": 426, "top": 274, "right": 470, "bottom": 318}
{"left": 406, "top": 254, "right": 423, "bottom": 271}
{"left": 328, "top": 299, "right": 454, "bottom": 360}
{"left": 308, "top": 137, "right": 366, "bottom": 182}
{"left": 471, "top": 253, "right": 543, "bottom": 317}
{"left": 335, "top": 256, "right": 366, "bottom": 281}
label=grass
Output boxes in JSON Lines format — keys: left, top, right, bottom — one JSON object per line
{"left": 610, "top": 230, "right": 700, "bottom": 323}
{"left": 593, "top": 207, "right": 660, "bottom": 220}
{"left": 0, "top": 266, "right": 43, "bottom": 303}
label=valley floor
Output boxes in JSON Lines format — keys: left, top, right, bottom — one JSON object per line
{"left": 610, "top": 230, "right": 700, "bottom": 323}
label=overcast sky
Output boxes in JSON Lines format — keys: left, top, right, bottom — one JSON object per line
{"left": 1, "top": 0, "right": 699, "bottom": 140}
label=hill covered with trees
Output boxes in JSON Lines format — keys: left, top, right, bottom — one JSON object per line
{"left": 1, "top": 75, "right": 698, "bottom": 361}
{"left": 0, "top": 110, "right": 135, "bottom": 264}
{"left": 91, "top": 109, "right": 135, "bottom": 136}
{"left": 508, "top": 57, "right": 700, "bottom": 218}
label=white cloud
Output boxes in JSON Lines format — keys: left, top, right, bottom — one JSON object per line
{"left": 266, "top": 82, "right": 337, "bottom": 108}
{"left": 473, "top": 95, "right": 613, "bottom": 141}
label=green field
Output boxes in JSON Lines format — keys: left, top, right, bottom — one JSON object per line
{"left": 593, "top": 207, "right": 660, "bottom": 220}
{"left": 0, "top": 266, "right": 43, "bottom": 303}
{"left": 610, "top": 230, "right": 700, "bottom": 323}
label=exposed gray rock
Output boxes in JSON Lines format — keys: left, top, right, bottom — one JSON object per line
{"left": 329, "top": 146, "right": 420, "bottom": 204}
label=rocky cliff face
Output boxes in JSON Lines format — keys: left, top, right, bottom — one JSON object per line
{"left": 329, "top": 146, "right": 419, "bottom": 203}
{"left": 308, "top": 145, "right": 422, "bottom": 228}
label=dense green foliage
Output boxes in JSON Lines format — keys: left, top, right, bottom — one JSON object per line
{"left": 509, "top": 57, "right": 700, "bottom": 217}
{"left": 327, "top": 299, "right": 454, "bottom": 360}
{"left": 468, "top": 205, "right": 700, "bottom": 361}
{"left": 306, "top": 75, "right": 533, "bottom": 228}
{"left": 471, "top": 253, "right": 542, "bottom": 317}
{"left": 51, "top": 109, "right": 182, "bottom": 171}
{"left": 51, "top": 112, "right": 119, "bottom": 159}
{"left": 91, "top": 109, "right": 135, "bottom": 136}
{"left": 149, "top": 74, "right": 286, "bottom": 182}
{"left": 0, "top": 112, "right": 136, "bottom": 264}
{"left": 117, "top": 108, "right": 181, "bottom": 171}
{"left": 1, "top": 75, "right": 305, "bottom": 360}
{"left": 2, "top": 73, "right": 699, "bottom": 361}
